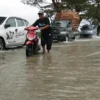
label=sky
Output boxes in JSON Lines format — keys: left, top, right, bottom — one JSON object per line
{"left": 0, "top": 0, "right": 52, "bottom": 24}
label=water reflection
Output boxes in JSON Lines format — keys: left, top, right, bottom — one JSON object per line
{"left": 0, "top": 52, "right": 6, "bottom": 65}
{"left": 0, "top": 40, "right": 100, "bottom": 100}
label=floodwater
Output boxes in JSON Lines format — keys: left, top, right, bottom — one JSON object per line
{"left": 0, "top": 37, "right": 100, "bottom": 100}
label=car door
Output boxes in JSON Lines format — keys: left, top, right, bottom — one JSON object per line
{"left": 67, "top": 21, "right": 75, "bottom": 38}
{"left": 15, "top": 18, "right": 26, "bottom": 45}
{"left": 5, "top": 17, "right": 17, "bottom": 46}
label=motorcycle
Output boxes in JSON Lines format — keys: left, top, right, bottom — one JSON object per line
{"left": 25, "top": 26, "right": 41, "bottom": 57}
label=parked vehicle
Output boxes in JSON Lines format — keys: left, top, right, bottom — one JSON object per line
{"left": 51, "top": 10, "right": 80, "bottom": 41}
{"left": 25, "top": 26, "right": 41, "bottom": 57}
{"left": 0, "top": 15, "right": 29, "bottom": 51}
{"left": 51, "top": 20, "right": 67, "bottom": 41}
{"left": 80, "top": 24, "right": 97, "bottom": 38}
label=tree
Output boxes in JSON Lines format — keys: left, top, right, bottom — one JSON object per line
{"left": 21, "top": 0, "right": 100, "bottom": 22}
{"left": 61, "top": 0, "right": 87, "bottom": 12}
{"left": 60, "top": 0, "right": 100, "bottom": 23}
{"left": 86, "top": 0, "right": 100, "bottom": 22}
{"left": 21, "top": 0, "right": 56, "bottom": 22}
{"left": 21, "top": 0, "right": 44, "bottom": 6}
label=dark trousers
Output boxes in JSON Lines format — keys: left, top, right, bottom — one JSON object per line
{"left": 97, "top": 25, "right": 100, "bottom": 36}
{"left": 41, "top": 34, "right": 52, "bottom": 50}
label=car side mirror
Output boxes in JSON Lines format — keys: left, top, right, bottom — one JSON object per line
{"left": 4, "top": 24, "right": 10, "bottom": 28}
{"left": 67, "top": 24, "right": 71, "bottom": 28}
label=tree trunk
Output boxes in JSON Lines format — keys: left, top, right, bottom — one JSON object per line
{"left": 52, "top": 0, "right": 60, "bottom": 12}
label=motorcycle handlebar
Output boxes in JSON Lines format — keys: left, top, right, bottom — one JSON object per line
{"left": 24, "top": 26, "right": 38, "bottom": 31}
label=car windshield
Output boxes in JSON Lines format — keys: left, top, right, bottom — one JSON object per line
{"left": 81, "top": 24, "right": 96, "bottom": 30}
{"left": 52, "top": 20, "right": 69, "bottom": 28}
{"left": 0, "top": 17, "right": 6, "bottom": 25}
{"left": 88, "top": 25, "right": 96, "bottom": 29}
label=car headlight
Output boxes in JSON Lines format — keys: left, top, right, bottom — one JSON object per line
{"left": 60, "top": 31, "right": 66, "bottom": 35}
{"left": 88, "top": 30, "right": 93, "bottom": 34}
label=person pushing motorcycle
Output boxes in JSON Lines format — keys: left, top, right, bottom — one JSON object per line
{"left": 32, "top": 10, "right": 52, "bottom": 53}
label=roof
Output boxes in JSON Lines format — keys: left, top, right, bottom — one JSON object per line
{"left": 0, "top": 15, "right": 29, "bottom": 22}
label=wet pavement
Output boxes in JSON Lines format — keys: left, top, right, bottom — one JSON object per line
{"left": 0, "top": 37, "right": 100, "bottom": 100}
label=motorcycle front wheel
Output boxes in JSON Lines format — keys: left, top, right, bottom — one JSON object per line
{"left": 26, "top": 45, "right": 33, "bottom": 57}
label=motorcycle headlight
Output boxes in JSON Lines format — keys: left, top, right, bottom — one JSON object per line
{"left": 28, "top": 37, "right": 34, "bottom": 40}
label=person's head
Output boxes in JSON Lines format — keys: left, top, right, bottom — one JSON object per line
{"left": 38, "top": 10, "right": 44, "bottom": 19}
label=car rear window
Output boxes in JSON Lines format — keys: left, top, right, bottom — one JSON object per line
{"left": 53, "top": 20, "right": 69, "bottom": 28}
{"left": 0, "top": 17, "right": 6, "bottom": 25}
{"left": 81, "top": 25, "right": 89, "bottom": 30}
{"left": 81, "top": 25, "right": 96, "bottom": 30}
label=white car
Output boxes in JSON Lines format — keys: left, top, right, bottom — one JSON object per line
{"left": 80, "top": 24, "right": 97, "bottom": 38}
{"left": 0, "top": 16, "right": 29, "bottom": 50}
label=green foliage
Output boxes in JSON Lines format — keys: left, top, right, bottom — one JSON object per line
{"left": 21, "top": 0, "right": 100, "bottom": 22}
{"left": 21, "top": 0, "right": 45, "bottom": 6}
{"left": 61, "top": 0, "right": 100, "bottom": 22}
{"left": 58, "top": 0, "right": 87, "bottom": 12}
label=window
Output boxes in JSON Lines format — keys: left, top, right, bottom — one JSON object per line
{"left": 6, "top": 18, "right": 16, "bottom": 27}
{"left": 81, "top": 25, "right": 89, "bottom": 30}
{"left": 24, "top": 20, "right": 29, "bottom": 26}
{"left": 0, "top": 17, "right": 6, "bottom": 25}
{"left": 54, "top": 20, "right": 69, "bottom": 28}
{"left": 16, "top": 18, "right": 24, "bottom": 27}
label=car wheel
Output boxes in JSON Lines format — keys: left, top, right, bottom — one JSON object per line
{"left": 0, "top": 38, "right": 5, "bottom": 51}
{"left": 66, "top": 35, "right": 69, "bottom": 41}
{"left": 80, "top": 34, "right": 83, "bottom": 38}
{"left": 63, "top": 36, "right": 66, "bottom": 41}
{"left": 67, "top": 35, "right": 72, "bottom": 41}
{"left": 72, "top": 36, "right": 75, "bottom": 40}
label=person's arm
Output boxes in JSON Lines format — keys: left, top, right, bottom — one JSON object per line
{"left": 40, "top": 18, "right": 50, "bottom": 31}
{"left": 31, "top": 19, "right": 38, "bottom": 26}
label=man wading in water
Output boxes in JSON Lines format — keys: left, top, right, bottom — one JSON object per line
{"left": 32, "top": 10, "right": 52, "bottom": 53}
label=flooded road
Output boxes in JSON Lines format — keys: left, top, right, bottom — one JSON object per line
{"left": 0, "top": 37, "right": 100, "bottom": 100}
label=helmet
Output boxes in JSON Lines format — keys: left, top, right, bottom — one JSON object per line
{"left": 38, "top": 10, "right": 44, "bottom": 14}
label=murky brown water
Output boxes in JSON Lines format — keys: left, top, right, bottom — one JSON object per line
{"left": 0, "top": 38, "right": 100, "bottom": 100}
